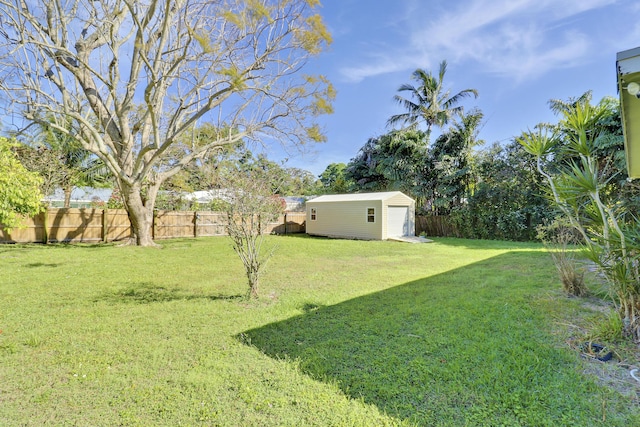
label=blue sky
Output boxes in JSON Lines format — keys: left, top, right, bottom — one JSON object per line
{"left": 277, "top": 0, "right": 640, "bottom": 176}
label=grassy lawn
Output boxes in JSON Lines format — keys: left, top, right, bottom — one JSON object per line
{"left": 0, "top": 235, "right": 638, "bottom": 426}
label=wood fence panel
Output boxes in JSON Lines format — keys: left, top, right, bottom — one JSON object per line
{"left": 0, "top": 211, "right": 45, "bottom": 243}
{"left": 196, "top": 212, "right": 228, "bottom": 237}
{"left": 47, "top": 208, "right": 104, "bottom": 242}
{"left": 154, "top": 211, "right": 196, "bottom": 240}
{"left": 278, "top": 212, "right": 306, "bottom": 234}
{"left": 104, "top": 209, "right": 132, "bottom": 242}
{"left": 264, "top": 220, "right": 284, "bottom": 235}
{"left": 1, "top": 208, "right": 307, "bottom": 244}
{"left": 416, "top": 215, "right": 459, "bottom": 237}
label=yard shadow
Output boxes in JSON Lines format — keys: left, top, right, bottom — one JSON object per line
{"left": 23, "top": 262, "right": 61, "bottom": 268}
{"left": 239, "top": 251, "right": 598, "bottom": 425}
{"left": 99, "top": 282, "right": 244, "bottom": 304}
{"left": 49, "top": 208, "right": 101, "bottom": 243}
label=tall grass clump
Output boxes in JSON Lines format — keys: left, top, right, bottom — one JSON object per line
{"left": 537, "top": 220, "right": 588, "bottom": 297}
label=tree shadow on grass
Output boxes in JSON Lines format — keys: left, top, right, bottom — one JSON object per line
{"left": 98, "top": 282, "right": 243, "bottom": 304}
{"left": 239, "top": 251, "right": 621, "bottom": 426}
{"left": 23, "top": 262, "right": 61, "bottom": 268}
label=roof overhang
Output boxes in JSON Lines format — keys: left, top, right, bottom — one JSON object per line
{"left": 616, "top": 46, "right": 640, "bottom": 179}
{"left": 307, "top": 191, "right": 414, "bottom": 204}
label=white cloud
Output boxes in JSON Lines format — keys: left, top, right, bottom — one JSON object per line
{"left": 483, "top": 30, "right": 591, "bottom": 80}
{"left": 546, "top": 0, "right": 618, "bottom": 19}
{"left": 340, "top": 54, "right": 417, "bottom": 83}
{"left": 339, "top": 0, "right": 620, "bottom": 83}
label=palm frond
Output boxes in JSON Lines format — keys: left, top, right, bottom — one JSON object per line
{"left": 516, "top": 128, "right": 559, "bottom": 157}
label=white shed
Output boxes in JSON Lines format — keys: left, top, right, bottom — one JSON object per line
{"left": 306, "top": 191, "right": 415, "bottom": 240}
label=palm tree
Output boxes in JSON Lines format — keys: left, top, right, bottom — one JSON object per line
{"left": 548, "top": 90, "right": 593, "bottom": 116}
{"left": 387, "top": 60, "right": 478, "bottom": 134}
{"left": 26, "top": 115, "right": 110, "bottom": 207}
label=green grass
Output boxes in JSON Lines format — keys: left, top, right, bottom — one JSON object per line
{"left": 0, "top": 235, "right": 638, "bottom": 426}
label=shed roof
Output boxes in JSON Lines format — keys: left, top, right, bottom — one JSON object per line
{"left": 308, "top": 191, "right": 412, "bottom": 203}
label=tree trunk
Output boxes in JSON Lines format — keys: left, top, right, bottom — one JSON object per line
{"left": 120, "top": 182, "right": 157, "bottom": 247}
{"left": 63, "top": 186, "right": 72, "bottom": 208}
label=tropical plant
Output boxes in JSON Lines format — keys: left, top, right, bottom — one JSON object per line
{"left": 387, "top": 60, "right": 478, "bottom": 134}
{"left": 345, "top": 128, "right": 429, "bottom": 199}
{"left": 518, "top": 96, "right": 640, "bottom": 341}
{"left": 318, "top": 162, "right": 352, "bottom": 194}
{"left": 424, "top": 109, "right": 484, "bottom": 214}
{"left": 449, "top": 140, "right": 553, "bottom": 241}
{"left": 536, "top": 219, "right": 588, "bottom": 297}
{"left": 15, "top": 117, "right": 110, "bottom": 207}
{"left": 344, "top": 137, "right": 388, "bottom": 192}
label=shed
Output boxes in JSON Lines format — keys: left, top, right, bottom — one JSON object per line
{"left": 306, "top": 191, "right": 415, "bottom": 240}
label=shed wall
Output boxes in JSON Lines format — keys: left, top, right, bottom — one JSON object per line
{"left": 380, "top": 193, "right": 415, "bottom": 239}
{"left": 306, "top": 200, "right": 384, "bottom": 240}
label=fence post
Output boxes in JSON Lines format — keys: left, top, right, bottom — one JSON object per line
{"left": 284, "top": 212, "right": 287, "bottom": 235}
{"left": 152, "top": 210, "right": 157, "bottom": 239}
{"left": 102, "top": 208, "right": 108, "bottom": 243}
{"left": 42, "top": 208, "right": 49, "bottom": 244}
{"left": 193, "top": 211, "right": 198, "bottom": 238}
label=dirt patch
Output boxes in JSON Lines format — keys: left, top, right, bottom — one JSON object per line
{"left": 562, "top": 296, "right": 640, "bottom": 402}
{"left": 581, "top": 358, "right": 640, "bottom": 401}
{"left": 579, "top": 297, "right": 614, "bottom": 315}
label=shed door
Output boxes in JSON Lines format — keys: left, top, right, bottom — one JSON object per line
{"left": 387, "top": 206, "right": 409, "bottom": 237}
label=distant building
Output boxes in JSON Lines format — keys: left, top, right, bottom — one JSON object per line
{"left": 282, "top": 196, "right": 307, "bottom": 212}
{"left": 43, "top": 187, "right": 310, "bottom": 212}
{"left": 44, "top": 187, "right": 113, "bottom": 208}
{"left": 183, "top": 189, "right": 233, "bottom": 205}
{"left": 184, "top": 191, "right": 308, "bottom": 212}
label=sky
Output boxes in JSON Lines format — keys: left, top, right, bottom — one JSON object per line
{"left": 276, "top": 0, "right": 640, "bottom": 176}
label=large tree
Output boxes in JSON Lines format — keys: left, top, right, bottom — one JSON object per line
{"left": 318, "top": 162, "right": 352, "bottom": 193}
{"left": 425, "top": 109, "right": 484, "bottom": 214}
{"left": 345, "top": 128, "right": 429, "bottom": 197}
{"left": 387, "top": 60, "right": 478, "bottom": 134}
{"left": 451, "top": 140, "right": 552, "bottom": 241}
{"left": 0, "top": 0, "right": 333, "bottom": 245}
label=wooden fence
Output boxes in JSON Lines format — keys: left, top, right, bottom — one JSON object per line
{"left": 1, "top": 209, "right": 457, "bottom": 244}
{"left": 0, "top": 208, "right": 306, "bottom": 244}
{"left": 415, "top": 215, "right": 459, "bottom": 238}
